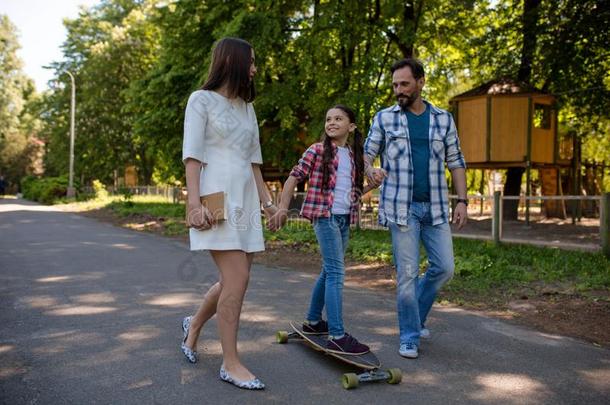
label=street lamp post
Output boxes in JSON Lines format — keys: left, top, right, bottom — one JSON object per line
{"left": 65, "top": 71, "right": 76, "bottom": 198}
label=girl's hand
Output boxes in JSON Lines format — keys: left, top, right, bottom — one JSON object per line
{"left": 366, "top": 167, "right": 387, "bottom": 187}
{"left": 186, "top": 203, "right": 216, "bottom": 230}
{"left": 267, "top": 208, "right": 288, "bottom": 231}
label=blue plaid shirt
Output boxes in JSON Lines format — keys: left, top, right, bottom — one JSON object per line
{"left": 364, "top": 100, "right": 466, "bottom": 226}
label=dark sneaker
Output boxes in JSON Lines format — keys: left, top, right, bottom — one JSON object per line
{"left": 302, "top": 320, "right": 329, "bottom": 335}
{"left": 326, "top": 333, "right": 370, "bottom": 355}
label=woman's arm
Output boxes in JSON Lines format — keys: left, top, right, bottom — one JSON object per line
{"left": 184, "top": 158, "right": 214, "bottom": 229}
{"left": 267, "top": 175, "right": 298, "bottom": 231}
{"left": 278, "top": 176, "right": 298, "bottom": 211}
{"left": 252, "top": 164, "right": 277, "bottom": 216}
{"left": 185, "top": 158, "right": 203, "bottom": 204}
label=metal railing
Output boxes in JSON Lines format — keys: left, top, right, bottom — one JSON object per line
{"left": 82, "top": 185, "right": 185, "bottom": 203}
{"left": 478, "top": 192, "right": 607, "bottom": 253}
{"left": 278, "top": 191, "right": 608, "bottom": 255}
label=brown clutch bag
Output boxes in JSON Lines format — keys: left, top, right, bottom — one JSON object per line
{"left": 200, "top": 191, "right": 226, "bottom": 221}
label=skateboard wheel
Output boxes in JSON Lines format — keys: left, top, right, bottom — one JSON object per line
{"left": 342, "top": 373, "right": 359, "bottom": 390}
{"left": 387, "top": 368, "right": 402, "bottom": 384}
{"left": 276, "top": 331, "right": 289, "bottom": 344}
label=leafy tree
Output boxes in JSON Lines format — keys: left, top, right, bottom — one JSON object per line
{"left": 124, "top": 0, "right": 223, "bottom": 184}
{"left": 41, "top": 0, "right": 160, "bottom": 184}
{"left": 0, "top": 15, "right": 41, "bottom": 189}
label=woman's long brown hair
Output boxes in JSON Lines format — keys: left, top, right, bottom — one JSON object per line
{"left": 202, "top": 37, "right": 256, "bottom": 102}
{"left": 321, "top": 105, "right": 364, "bottom": 196}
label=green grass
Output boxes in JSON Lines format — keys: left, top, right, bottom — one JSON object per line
{"left": 106, "top": 199, "right": 185, "bottom": 218}
{"left": 264, "top": 220, "right": 610, "bottom": 300}
{"left": 57, "top": 195, "right": 187, "bottom": 237}
{"left": 105, "top": 197, "right": 187, "bottom": 237}
{"left": 446, "top": 239, "right": 610, "bottom": 303}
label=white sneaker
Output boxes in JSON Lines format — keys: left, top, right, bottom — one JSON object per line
{"left": 399, "top": 342, "right": 419, "bottom": 358}
{"left": 420, "top": 328, "right": 431, "bottom": 339}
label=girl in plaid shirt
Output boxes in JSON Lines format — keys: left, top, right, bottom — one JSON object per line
{"left": 269, "top": 105, "right": 377, "bottom": 355}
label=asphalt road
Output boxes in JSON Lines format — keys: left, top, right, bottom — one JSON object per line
{"left": 1, "top": 198, "right": 608, "bottom": 404}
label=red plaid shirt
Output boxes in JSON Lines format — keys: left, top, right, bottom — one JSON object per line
{"left": 289, "top": 142, "right": 360, "bottom": 224}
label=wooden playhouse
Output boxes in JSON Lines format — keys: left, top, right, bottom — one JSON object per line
{"left": 450, "top": 78, "right": 573, "bottom": 217}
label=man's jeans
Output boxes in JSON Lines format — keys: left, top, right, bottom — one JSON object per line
{"left": 307, "top": 214, "right": 350, "bottom": 337}
{"left": 389, "top": 202, "right": 455, "bottom": 345}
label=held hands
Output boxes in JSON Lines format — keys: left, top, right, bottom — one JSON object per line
{"left": 186, "top": 203, "right": 216, "bottom": 231}
{"left": 267, "top": 206, "right": 288, "bottom": 232}
{"left": 452, "top": 202, "right": 468, "bottom": 230}
{"left": 366, "top": 167, "right": 388, "bottom": 188}
{"left": 263, "top": 204, "right": 278, "bottom": 219}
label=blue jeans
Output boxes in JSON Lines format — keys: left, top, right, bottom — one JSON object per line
{"left": 389, "top": 202, "right": 455, "bottom": 345}
{"left": 306, "top": 214, "right": 350, "bottom": 337}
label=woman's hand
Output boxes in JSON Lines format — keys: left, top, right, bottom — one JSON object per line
{"left": 263, "top": 204, "right": 278, "bottom": 217}
{"left": 186, "top": 203, "right": 216, "bottom": 231}
{"left": 263, "top": 204, "right": 278, "bottom": 228}
{"left": 267, "top": 207, "right": 288, "bottom": 231}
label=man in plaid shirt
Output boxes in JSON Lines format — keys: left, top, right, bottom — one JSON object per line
{"left": 364, "top": 58, "right": 468, "bottom": 359}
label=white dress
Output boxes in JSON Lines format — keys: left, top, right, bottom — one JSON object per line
{"left": 182, "top": 90, "right": 265, "bottom": 252}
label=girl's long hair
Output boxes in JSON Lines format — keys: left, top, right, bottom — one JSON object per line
{"left": 321, "top": 104, "right": 364, "bottom": 196}
{"left": 202, "top": 37, "right": 256, "bottom": 102}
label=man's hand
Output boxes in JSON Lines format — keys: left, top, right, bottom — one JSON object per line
{"left": 452, "top": 202, "right": 468, "bottom": 230}
{"left": 366, "top": 167, "right": 387, "bottom": 187}
{"left": 186, "top": 203, "right": 216, "bottom": 231}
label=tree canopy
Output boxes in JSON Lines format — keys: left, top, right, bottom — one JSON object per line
{"left": 3, "top": 0, "right": 608, "bottom": 187}
{"left": 0, "top": 15, "right": 41, "bottom": 187}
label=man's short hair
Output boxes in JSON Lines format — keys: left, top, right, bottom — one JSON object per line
{"left": 390, "top": 58, "right": 425, "bottom": 79}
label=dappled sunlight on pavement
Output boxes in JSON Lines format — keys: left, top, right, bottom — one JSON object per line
{"left": 578, "top": 368, "right": 610, "bottom": 394}
{"left": 0, "top": 201, "right": 61, "bottom": 213}
{"left": 46, "top": 305, "right": 118, "bottom": 316}
{"left": 143, "top": 293, "right": 201, "bottom": 308}
{"left": 470, "top": 373, "right": 550, "bottom": 402}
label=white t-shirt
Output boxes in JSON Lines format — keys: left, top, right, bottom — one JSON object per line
{"left": 331, "top": 146, "right": 352, "bottom": 215}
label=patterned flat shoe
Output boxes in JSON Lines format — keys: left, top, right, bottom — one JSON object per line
{"left": 181, "top": 316, "right": 198, "bottom": 363}
{"left": 219, "top": 366, "right": 265, "bottom": 390}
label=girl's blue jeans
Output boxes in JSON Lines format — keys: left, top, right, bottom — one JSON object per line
{"left": 306, "top": 214, "right": 350, "bottom": 337}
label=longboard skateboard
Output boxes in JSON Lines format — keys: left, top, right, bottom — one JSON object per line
{"left": 276, "top": 321, "right": 402, "bottom": 389}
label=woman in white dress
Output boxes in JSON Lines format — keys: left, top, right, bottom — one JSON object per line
{"left": 181, "top": 37, "right": 277, "bottom": 390}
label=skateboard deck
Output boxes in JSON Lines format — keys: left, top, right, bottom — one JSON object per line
{"left": 288, "top": 322, "right": 381, "bottom": 370}
{"left": 276, "top": 321, "right": 402, "bottom": 389}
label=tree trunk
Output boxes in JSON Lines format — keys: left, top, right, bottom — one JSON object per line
{"left": 504, "top": 0, "right": 541, "bottom": 220}
{"left": 517, "top": 0, "right": 541, "bottom": 82}
{"left": 503, "top": 168, "right": 525, "bottom": 220}
{"left": 386, "top": 0, "right": 422, "bottom": 58}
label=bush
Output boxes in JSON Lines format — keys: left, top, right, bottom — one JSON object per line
{"left": 21, "top": 176, "right": 71, "bottom": 204}
{"left": 118, "top": 186, "right": 134, "bottom": 207}
{"left": 20, "top": 176, "right": 37, "bottom": 198}
{"left": 92, "top": 179, "right": 109, "bottom": 200}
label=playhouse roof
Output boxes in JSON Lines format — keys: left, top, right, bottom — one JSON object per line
{"left": 451, "top": 78, "right": 548, "bottom": 100}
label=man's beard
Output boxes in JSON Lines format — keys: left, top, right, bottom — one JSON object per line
{"left": 397, "top": 92, "right": 418, "bottom": 110}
